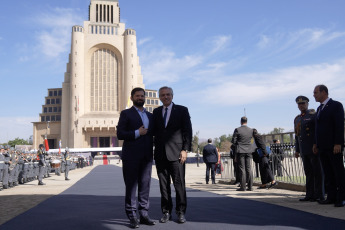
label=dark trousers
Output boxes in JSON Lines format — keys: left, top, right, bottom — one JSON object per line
{"left": 205, "top": 162, "right": 216, "bottom": 183}
{"left": 233, "top": 160, "right": 240, "bottom": 183}
{"left": 319, "top": 149, "right": 345, "bottom": 202}
{"left": 122, "top": 159, "right": 152, "bottom": 219}
{"left": 65, "top": 165, "right": 70, "bottom": 179}
{"left": 238, "top": 153, "right": 253, "bottom": 189}
{"left": 272, "top": 157, "right": 283, "bottom": 177}
{"left": 301, "top": 154, "right": 324, "bottom": 199}
{"left": 156, "top": 158, "right": 187, "bottom": 215}
{"left": 259, "top": 156, "right": 274, "bottom": 184}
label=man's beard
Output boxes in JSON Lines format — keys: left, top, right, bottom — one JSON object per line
{"left": 133, "top": 100, "right": 144, "bottom": 107}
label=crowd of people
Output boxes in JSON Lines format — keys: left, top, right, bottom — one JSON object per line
{"left": 0, "top": 144, "right": 92, "bottom": 190}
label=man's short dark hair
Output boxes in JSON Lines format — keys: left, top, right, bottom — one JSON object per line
{"left": 208, "top": 138, "right": 212, "bottom": 143}
{"left": 241, "top": 116, "right": 247, "bottom": 124}
{"left": 131, "top": 87, "right": 145, "bottom": 97}
{"left": 316, "top": 84, "right": 328, "bottom": 95}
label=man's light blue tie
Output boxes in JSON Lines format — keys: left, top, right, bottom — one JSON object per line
{"left": 163, "top": 107, "right": 168, "bottom": 127}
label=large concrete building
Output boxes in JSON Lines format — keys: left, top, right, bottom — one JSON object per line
{"left": 33, "top": 0, "right": 158, "bottom": 149}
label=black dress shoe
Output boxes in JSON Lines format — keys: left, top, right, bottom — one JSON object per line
{"left": 129, "top": 218, "right": 139, "bottom": 228}
{"left": 246, "top": 188, "right": 253, "bottom": 191}
{"left": 257, "top": 185, "right": 267, "bottom": 189}
{"left": 206, "top": 181, "right": 209, "bottom": 184}
{"left": 236, "top": 188, "right": 245, "bottom": 191}
{"left": 318, "top": 199, "right": 334, "bottom": 205}
{"left": 334, "top": 200, "right": 345, "bottom": 207}
{"left": 268, "top": 182, "right": 278, "bottom": 189}
{"left": 38, "top": 181, "right": 46, "bottom": 185}
{"left": 140, "top": 216, "right": 156, "bottom": 225}
{"left": 160, "top": 213, "right": 171, "bottom": 223}
{"left": 178, "top": 213, "right": 186, "bottom": 224}
{"left": 299, "top": 197, "right": 312, "bottom": 202}
{"left": 65, "top": 178, "right": 70, "bottom": 180}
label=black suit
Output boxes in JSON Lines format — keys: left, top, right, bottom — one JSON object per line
{"left": 153, "top": 103, "right": 192, "bottom": 215}
{"left": 203, "top": 144, "right": 218, "bottom": 184}
{"left": 315, "top": 98, "right": 345, "bottom": 203}
{"left": 117, "top": 106, "right": 153, "bottom": 220}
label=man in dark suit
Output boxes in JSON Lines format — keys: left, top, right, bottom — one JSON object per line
{"left": 203, "top": 138, "right": 220, "bottom": 184}
{"left": 231, "top": 117, "right": 255, "bottom": 191}
{"left": 117, "top": 87, "right": 156, "bottom": 228}
{"left": 153, "top": 86, "right": 192, "bottom": 224}
{"left": 294, "top": 95, "right": 324, "bottom": 202}
{"left": 313, "top": 85, "right": 345, "bottom": 207}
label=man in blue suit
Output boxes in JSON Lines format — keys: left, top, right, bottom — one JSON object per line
{"left": 313, "top": 84, "right": 345, "bottom": 207}
{"left": 117, "top": 87, "right": 156, "bottom": 228}
{"left": 203, "top": 138, "right": 220, "bottom": 184}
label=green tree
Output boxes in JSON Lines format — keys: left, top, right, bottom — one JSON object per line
{"left": 269, "top": 127, "right": 285, "bottom": 134}
{"left": 192, "top": 131, "right": 200, "bottom": 153}
{"left": 7, "top": 137, "right": 30, "bottom": 148}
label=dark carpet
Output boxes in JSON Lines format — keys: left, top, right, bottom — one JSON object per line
{"left": 1, "top": 165, "right": 344, "bottom": 230}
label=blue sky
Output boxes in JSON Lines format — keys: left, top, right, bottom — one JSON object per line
{"left": 1, "top": 0, "right": 345, "bottom": 143}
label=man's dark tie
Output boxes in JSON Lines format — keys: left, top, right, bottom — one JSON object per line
{"left": 163, "top": 107, "right": 168, "bottom": 127}
{"left": 317, "top": 104, "right": 323, "bottom": 119}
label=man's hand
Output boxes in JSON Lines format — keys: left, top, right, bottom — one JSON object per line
{"left": 179, "top": 150, "right": 187, "bottom": 164}
{"left": 312, "top": 144, "right": 318, "bottom": 155}
{"left": 334, "top": 144, "right": 342, "bottom": 154}
{"left": 138, "top": 126, "right": 148, "bottom": 136}
{"left": 295, "top": 152, "right": 300, "bottom": 158}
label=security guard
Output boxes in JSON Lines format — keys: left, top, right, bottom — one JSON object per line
{"left": 294, "top": 95, "right": 324, "bottom": 202}
{"left": 0, "top": 145, "right": 5, "bottom": 190}
{"left": 63, "top": 148, "right": 71, "bottom": 180}
{"left": 37, "top": 144, "right": 48, "bottom": 185}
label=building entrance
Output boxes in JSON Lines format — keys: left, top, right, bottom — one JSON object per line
{"left": 99, "top": 137, "right": 110, "bottom": 147}
{"left": 48, "top": 139, "right": 55, "bottom": 149}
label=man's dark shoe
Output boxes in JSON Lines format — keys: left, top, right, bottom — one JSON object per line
{"left": 236, "top": 188, "right": 245, "bottom": 191}
{"left": 318, "top": 199, "right": 334, "bottom": 205}
{"left": 140, "top": 216, "right": 156, "bottom": 225}
{"left": 177, "top": 213, "right": 186, "bottom": 224}
{"left": 268, "top": 182, "right": 278, "bottom": 189}
{"left": 212, "top": 181, "right": 216, "bottom": 184}
{"left": 206, "top": 181, "right": 209, "bottom": 184}
{"left": 160, "top": 213, "right": 171, "bottom": 223}
{"left": 246, "top": 188, "right": 253, "bottom": 191}
{"left": 334, "top": 200, "right": 345, "bottom": 207}
{"left": 38, "top": 181, "right": 46, "bottom": 185}
{"left": 299, "top": 197, "right": 312, "bottom": 202}
{"left": 65, "top": 178, "right": 70, "bottom": 180}
{"left": 129, "top": 218, "right": 139, "bottom": 228}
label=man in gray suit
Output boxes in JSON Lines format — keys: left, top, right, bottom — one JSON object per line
{"left": 203, "top": 138, "right": 220, "bottom": 184}
{"left": 231, "top": 117, "right": 255, "bottom": 191}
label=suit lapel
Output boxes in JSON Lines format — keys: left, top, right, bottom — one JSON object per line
{"left": 166, "top": 103, "right": 175, "bottom": 128}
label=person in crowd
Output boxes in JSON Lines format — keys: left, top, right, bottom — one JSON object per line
{"left": 63, "top": 148, "right": 71, "bottom": 181}
{"left": 253, "top": 129, "right": 277, "bottom": 189}
{"left": 117, "top": 87, "right": 155, "bottom": 228}
{"left": 294, "top": 95, "right": 324, "bottom": 202}
{"left": 152, "top": 86, "right": 192, "bottom": 224}
{"left": 203, "top": 138, "right": 220, "bottom": 184}
{"left": 37, "top": 144, "right": 48, "bottom": 185}
{"left": 231, "top": 117, "right": 255, "bottom": 191}
{"left": 313, "top": 85, "right": 345, "bottom": 207}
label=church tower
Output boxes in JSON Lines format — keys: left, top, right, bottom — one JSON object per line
{"left": 60, "top": 0, "right": 144, "bottom": 148}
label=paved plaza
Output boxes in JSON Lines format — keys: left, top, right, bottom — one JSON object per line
{"left": 0, "top": 163, "right": 344, "bottom": 229}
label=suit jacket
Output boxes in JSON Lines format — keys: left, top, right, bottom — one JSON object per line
{"left": 203, "top": 144, "right": 218, "bottom": 163}
{"left": 153, "top": 103, "right": 192, "bottom": 162}
{"left": 315, "top": 98, "right": 344, "bottom": 150}
{"left": 231, "top": 125, "right": 255, "bottom": 153}
{"left": 294, "top": 110, "right": 316, "bottom": 155}
{"left": 117, "top": 106, "right": 153, "bottom": 162}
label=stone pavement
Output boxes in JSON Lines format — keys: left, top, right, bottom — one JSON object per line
{"left": 0, "top": 163, "right": 344, "bottom": 226}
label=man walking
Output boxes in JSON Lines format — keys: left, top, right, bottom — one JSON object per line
{"left": 153, "top": 86, "right": 192, "bottom": 224}
{"left": 231, "top": 117, "right": 255, "bottom": 191}
{"left": 313, "top": 85, "right": 345, "bottom": 207}
{"left": 294, "top": 95, "right": 324, "bottom": 202}
{"left": 203, "top": 138, "right": 220, "bottom": 184}
{"left": 117, "top": 87, "right": 155, "bottom": 228}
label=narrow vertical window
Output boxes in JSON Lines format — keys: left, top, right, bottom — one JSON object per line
{"left": 96, "top": 4, "right": 98, "bottom": 22}
{"left": 104, "top": 5, "right": 106, "bottom": 22}
{"left": 111, "top": 6, "right": 113, "bottom": 23}
{"left": 107, "top": 5, "right": 110, "bottom": 23}
{"left": 100, "top": 4, "right": 102, "bottom": 22}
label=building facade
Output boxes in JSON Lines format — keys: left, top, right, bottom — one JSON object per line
{"left": 33, "top": 0, "right": 151, "bottom": 149}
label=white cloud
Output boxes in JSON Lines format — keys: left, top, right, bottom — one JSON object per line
{"left": 33, "top": 8, "right": 83, "bottom": 58}
{"left": 207, "top": 35, "right": 232, "bottom": 54}
{"left": 138, "top": 37, "right": 153, "bottom": 46}
{"left": 257, "top": 35, "right": 270, "bottom": 49}
{"left": 196, "top": 59, "right": 345, "bottom": 106}
{"left": 0, "top": 116, "right": 37, "bottom": 143}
